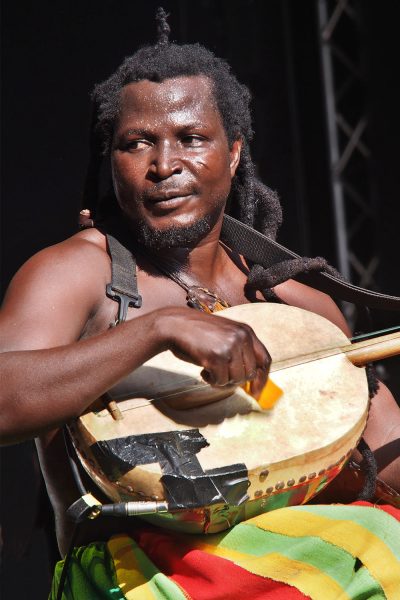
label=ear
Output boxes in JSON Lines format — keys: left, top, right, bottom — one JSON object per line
{"left": 229, "top": 138, "right": 242, "bottom": 178}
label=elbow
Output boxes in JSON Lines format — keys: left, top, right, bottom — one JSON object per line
{"left": 0, "top": 424, "right": 26, "bottom": 446}
{"left": 0, "top": 407, "right": 30, "bottom": 446}
{"left": 0, "top": 391, "right": 39, "bottom": 446}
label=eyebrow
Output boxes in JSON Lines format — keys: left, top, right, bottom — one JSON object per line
{"left": 123, "top": 121, "right": 208, "bottom": 136}
{"left": 178, "top": 121, "right": 207, "bottom": 130}
{"left": 125, "top": 128, "right": 151, "bottom": 137}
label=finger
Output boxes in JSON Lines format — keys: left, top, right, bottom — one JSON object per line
{"left": 237, "top": 324, "right": 270, "bottom": 379}
{"left": 250, "top": 336, "right": 271, "bottom": 398}
{"left": 219, "top": 329, "right": 252, "bottom": 384}
{"left": 223, "top": 324, "right": 265, "bottom": 386}
{"left": 227, "top": 356, "right": 247, "bottom": 386}
{"left": 207, "top": 326, "right": 249, "bottom": 386}
{"left": 222, "top": 323, "right": 257, "bottom": 383}
{"left": 253, "top": 337, "right": 271, "bottom": 375}
{"left": 250, "top": 366, "right": 269, "bottom": 399}
{"left": 239, "top": 332, "right": 258, "bottom": 382}
{"left": 201, "top": 359, "right": 231, "bottom": 387}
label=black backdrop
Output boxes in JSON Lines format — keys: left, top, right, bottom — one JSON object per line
{"left": 1, "top": 1, "right": 400, "bottom": 597}
{"left": 3, "top": 1, "right": 400, "bottom": 291}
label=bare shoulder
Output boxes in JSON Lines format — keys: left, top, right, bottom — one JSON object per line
{"left": 0, "top": 228, "right": 111, "bottom": 350}
{"left": 3, "top": 228, "right": 109, "bottom": 303}
{"left": 273, "top": 279, "right": 352, "bottom": 336}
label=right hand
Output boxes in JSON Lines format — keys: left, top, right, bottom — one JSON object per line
{"left": 158, "top": 306, "right": 271, "bottom": 398}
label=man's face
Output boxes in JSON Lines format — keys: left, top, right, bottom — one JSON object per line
{"left": 111, "top": 75, "right": 241, "bottom": 248}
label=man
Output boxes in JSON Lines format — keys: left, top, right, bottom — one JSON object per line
{"left": 1, "top": 12, "right": 400, "bottom": 598}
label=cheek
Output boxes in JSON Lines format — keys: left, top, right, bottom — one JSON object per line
{"left": 112, "top": 156, "right": 142, "bottom": 196}
{"left": 200, "top": 151, "right": 233, "bottom": 196}
{"left": 195, "top": 147, "right": 232, "bottom": 182}
{"left": 111, "top": 162, "right": 143, "bottom": 219}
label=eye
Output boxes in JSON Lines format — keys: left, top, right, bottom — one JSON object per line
{"left": 125, "top": 139, "right": 151, "bottom": 151}
{"left": 181, "top": 135, "right": 205, "bottom": 147}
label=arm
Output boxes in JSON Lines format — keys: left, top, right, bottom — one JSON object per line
{"left": 0, "top": 234, "right": 269, "bottom": 444}
{"left": 1, "top": 315, "right": 172, "bottom": 442}
{"left": 0, "top": 234, "right": 154, "bottom": 441}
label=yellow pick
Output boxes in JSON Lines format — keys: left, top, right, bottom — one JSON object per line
{"left": 242, "top": 377, "right": 283, "bottom": 410}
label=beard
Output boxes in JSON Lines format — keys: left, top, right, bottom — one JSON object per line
{"left": 134, "top": 208, "right": 222, "bottom": 250}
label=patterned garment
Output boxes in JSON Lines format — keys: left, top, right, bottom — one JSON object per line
{"left": 50, "top": 502, "right": 400, "bottom": 600}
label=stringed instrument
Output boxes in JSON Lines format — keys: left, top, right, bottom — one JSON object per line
{"left": 68, "top": 303, "right": 400, "bottom": 533}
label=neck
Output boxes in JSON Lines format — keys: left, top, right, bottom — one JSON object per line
{"left": 141, "top": 218, "right": 226, "bottom": 284}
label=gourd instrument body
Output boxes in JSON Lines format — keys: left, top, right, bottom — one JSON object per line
{"left": 68, "top": 303, "right": 389, "bottom": 533}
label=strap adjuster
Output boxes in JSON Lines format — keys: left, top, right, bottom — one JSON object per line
{"left": 106, "top": 283, "right": 142, "bottom": 323}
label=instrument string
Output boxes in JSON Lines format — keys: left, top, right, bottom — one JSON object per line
{"left": 350, "top": 325, "right": 400, "bottom": 342}
{"left": 101, "top": 328, "right": 400, "bottom": 415}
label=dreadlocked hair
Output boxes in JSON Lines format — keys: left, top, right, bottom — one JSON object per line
{"left": 82, "top": 7, "right": 338, "bottom": 294}
{"left": 155, "top": 6, "right": 170, "bottom": 47}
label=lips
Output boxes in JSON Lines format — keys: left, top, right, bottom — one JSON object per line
{"left": 141, "top": 191, "right": 195, "bottom": 216}
{"left": 146, "top": 191, "right": 192, "bottom": 203}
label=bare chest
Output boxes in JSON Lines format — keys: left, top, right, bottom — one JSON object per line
{"left": 82, "top": 258, "right": 254, "bottom": 338}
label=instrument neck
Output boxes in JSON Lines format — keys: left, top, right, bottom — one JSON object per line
{"left": 344, "top": 331, "right": 400, "bottom": 367}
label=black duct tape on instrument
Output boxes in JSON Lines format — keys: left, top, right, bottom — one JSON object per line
{"left": 91, "top": 429, "right": 209, "bottom": 479}
{"left": 161, "top": 464, "right": 249, "bottom": 509}
{"left": 91, "top": 429, "right": 249, "bottom": 511}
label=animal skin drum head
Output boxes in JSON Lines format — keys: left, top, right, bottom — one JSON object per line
{"left": 69, "top": 304, "right": 369, "bottom": 533}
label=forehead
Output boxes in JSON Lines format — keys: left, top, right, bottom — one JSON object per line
{"left": 116, "top": 75, "right": 222, "bottom": 129}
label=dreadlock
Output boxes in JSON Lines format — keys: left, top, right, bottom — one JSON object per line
{"left": 82, "top": 7, "right": 336, "bottom": 292}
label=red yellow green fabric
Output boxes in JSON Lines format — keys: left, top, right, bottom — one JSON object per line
{"left": 50, "top": 502, "right": 400, "bottom": 600}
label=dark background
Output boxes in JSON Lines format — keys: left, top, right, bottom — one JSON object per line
{"left": 1, "top": 1, "right": 400, "bottom": 597}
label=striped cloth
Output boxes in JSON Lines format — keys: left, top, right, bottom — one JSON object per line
{"left": 50, "top": 502, "right": 400, "bottom": 600}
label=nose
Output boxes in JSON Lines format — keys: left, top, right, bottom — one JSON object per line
{"left": 148, "top": 140, "right": 183, "bottom": 181}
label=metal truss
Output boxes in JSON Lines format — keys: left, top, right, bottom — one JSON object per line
{"left": 317, "top": 0, "right": 379, "bottom": 323}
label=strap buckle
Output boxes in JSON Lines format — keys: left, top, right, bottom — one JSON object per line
{"left": 106, "top": 283, "right": 142, "bottom": 323}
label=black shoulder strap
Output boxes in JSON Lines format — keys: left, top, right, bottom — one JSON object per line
{"left": 221, "top": 215, "right": 400, "bottom": 311}
{"left": 105, "top": 217, "right": 400, "bottom": 314}
{"left": 105, "top": 233, "right": 142, "bottom": 323}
